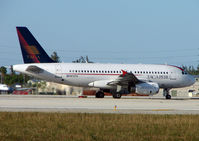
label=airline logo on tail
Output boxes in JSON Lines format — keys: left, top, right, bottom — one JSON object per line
{"left": 25, "top": 46, "right": 40, "bottom": 55}
{"left": 16, "top": 27, "right": 55, "bottom": 63}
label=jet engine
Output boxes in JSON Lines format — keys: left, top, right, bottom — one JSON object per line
{"left": 88, "top": 80, "right": 159, "bottom": 95}
{"left": 135, "top": 82, "right": 159, "bottom": 95}
{"left": 88, "top": 80, "right": 115, "bottom": 89}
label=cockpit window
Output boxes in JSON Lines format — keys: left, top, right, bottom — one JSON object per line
{"left": 182, "top": 71, "right": 188, "bottom": 75}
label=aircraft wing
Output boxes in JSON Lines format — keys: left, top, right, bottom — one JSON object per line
{"left": 108, "top": 70, "right": 140, "bottom": 86}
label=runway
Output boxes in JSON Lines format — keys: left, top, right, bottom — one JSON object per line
{"left": 0, "top": 95, "right": 199, "bottom": 114}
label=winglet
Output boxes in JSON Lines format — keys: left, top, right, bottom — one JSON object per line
{"left": 121, "top": 70, "right": 127, "bottom": 76}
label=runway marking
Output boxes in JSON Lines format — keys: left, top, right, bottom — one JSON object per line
{"left": 151, "top": 109, "right": 174, "bottom": 111}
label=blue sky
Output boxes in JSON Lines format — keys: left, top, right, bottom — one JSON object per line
{"left": 0, "top": 0, "right": 199, "bottom": 67}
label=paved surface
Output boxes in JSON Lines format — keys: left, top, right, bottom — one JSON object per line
{"left": 0, "top": 95, "right": 199, "bottom": 114}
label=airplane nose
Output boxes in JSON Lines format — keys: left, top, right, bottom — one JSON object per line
{"left": 188, "top": 75, "right": 195, "bottom": 86}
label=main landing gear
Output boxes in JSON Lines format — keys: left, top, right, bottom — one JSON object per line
{"left": 95, "top": 90, "right": 122, "bottom": 99}
{"left": 95, "top": 91, "right": 104, "bottom": 98}
{"left": 163, "top": 88, "right": 171, "bottom": 99}
{"left": 112, "top": 92, "right": 122, "bottom": 99}
{"left": 112, "top": 85, "right": 122, "bottom": 99}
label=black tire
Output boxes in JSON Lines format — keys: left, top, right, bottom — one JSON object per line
{"left": 166, "top": 94, "right": 171, "bottom": 99}
{"left": 95, "top": 91, "right": 104, "bottom": 98}
{"left": 113, "top": 93, "right": 122, "bottom": 99}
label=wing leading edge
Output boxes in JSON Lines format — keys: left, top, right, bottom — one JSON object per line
{"left": 108, "top": 70, "right": 140, "bottom": 86}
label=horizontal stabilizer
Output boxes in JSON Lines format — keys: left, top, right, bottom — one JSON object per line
{"left": 26, "top": 65, "right": 44, "bottom": 74}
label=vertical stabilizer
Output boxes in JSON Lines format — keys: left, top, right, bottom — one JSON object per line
{"left": 16, "top": 27, "right": 55, "bottom": 63}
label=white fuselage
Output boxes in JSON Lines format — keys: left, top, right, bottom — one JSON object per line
{"left": 13, "top": 63, "right": 195, "bottom": 90}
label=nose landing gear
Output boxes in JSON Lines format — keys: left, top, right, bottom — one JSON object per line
{"left": 163, "top": 88, "right": 171, "bottom": 99}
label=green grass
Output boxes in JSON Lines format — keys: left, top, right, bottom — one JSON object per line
{"left": 0, "top": 112, "right": 199, "bottom": 141}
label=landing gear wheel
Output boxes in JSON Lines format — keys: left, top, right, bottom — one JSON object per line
{"left": 166, "top": 94, "right": 171, "bottom": 99}
{"left": 95, "top": 91, "right": 104, "bottom": 98}
{"left": 163, "top": 88, "right": 171, "bottom": 99}
{"left": 113, "top": 92, "right": 122, "bottom": 99}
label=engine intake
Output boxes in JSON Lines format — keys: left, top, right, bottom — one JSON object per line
{"left": 135, "top": 82, "right": 159, "bottom": 95}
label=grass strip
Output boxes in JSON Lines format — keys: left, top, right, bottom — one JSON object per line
{"left": 0, "top": 112, "right": 199, "bottom": 141}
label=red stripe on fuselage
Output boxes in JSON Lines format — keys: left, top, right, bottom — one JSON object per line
{"left": 64, "top": 73, "right": 120, "bottom": 76}
{"left": 56, "top": 73, "right": 143, "bottom": 76}
{"left": 17, "top": 28, "right": 40, "bottom": 63}
{"left": 168, "top": 65, "right": 184, "bottom": 71}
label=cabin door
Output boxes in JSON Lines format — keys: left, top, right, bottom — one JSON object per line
{"left": 55, "top": 64, "right": 64, "bottom": 82}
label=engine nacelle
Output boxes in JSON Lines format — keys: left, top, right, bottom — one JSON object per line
{"left": 135, "top": 82, "right": 159, "bottom": 95}
{"left": 88, "top": 80, "right": 115, "bottom": 89}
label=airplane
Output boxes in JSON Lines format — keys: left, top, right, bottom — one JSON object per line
{"left": 13, "top": 27, "right": 196, "bottom": 99}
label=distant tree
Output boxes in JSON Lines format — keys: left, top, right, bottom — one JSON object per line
{"left": 72, "top": 56, "right": 93, "bottom": 63}
{"left": 10, "top": 65, "right": 15, "bottom": 75}
{"left": 0, "top": 66, "right": 7, "bottom": 75}
{"left": 0, "top": 66, "right": 7, "bottom": 83}
{"left": 196, "top": 65, "right": 199, "bottom": 74}
{"left": 182, "top": 65, "right": 199, "bottom": 75}
{"left": 4, "top": 73, "right": 24, "bottom": 86}
{"left": 0, "top": 66, "right": 30, "bottom": 86}
{"left": 51, "top": 51, "right": 60, "bottom": 62}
